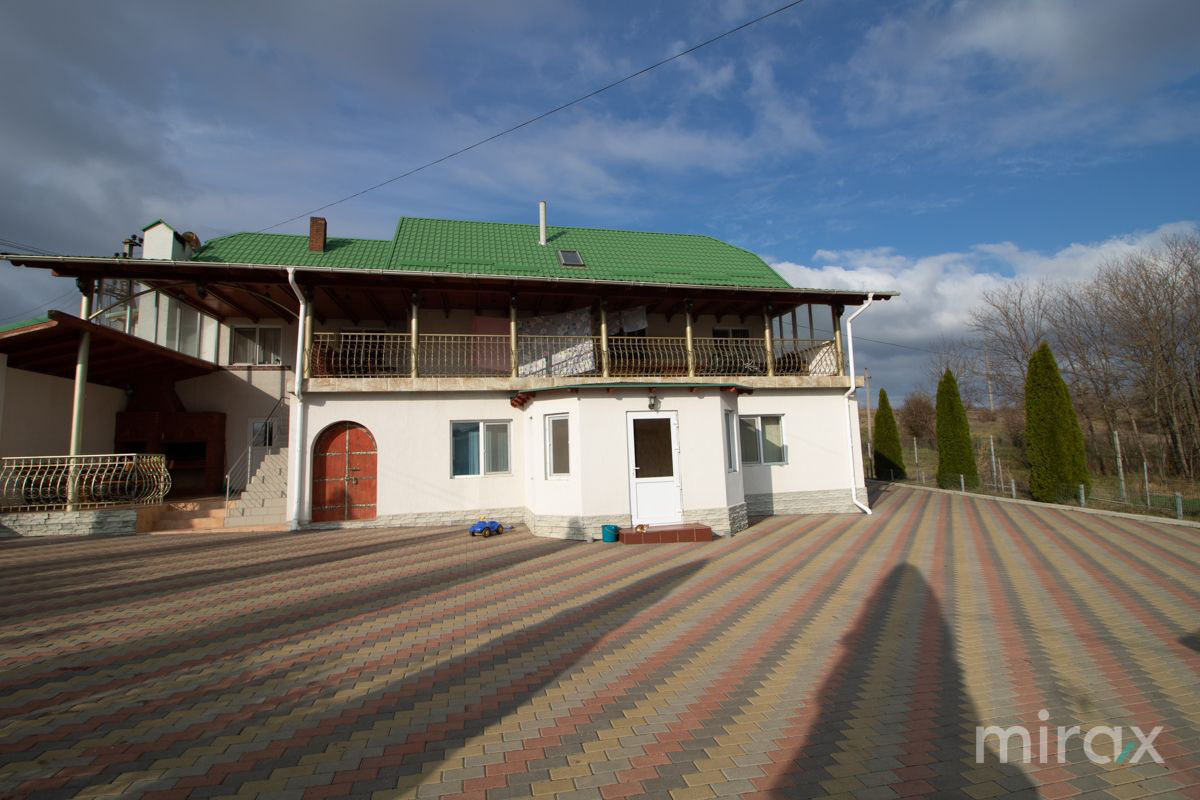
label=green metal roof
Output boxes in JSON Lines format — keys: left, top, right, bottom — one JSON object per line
{"left": 192, "top": 216, "right": 792, "bottom": 289}
{"left": 0, "top": 315, "right": 51, "bottom": 334}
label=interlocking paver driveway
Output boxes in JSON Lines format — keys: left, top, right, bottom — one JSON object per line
{"left": 1, "top": 485, "right": 1197, "bottom": 799}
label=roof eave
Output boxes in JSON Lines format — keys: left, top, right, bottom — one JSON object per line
{"left": 1, "top": 253, "right": 900, "bottom": 302}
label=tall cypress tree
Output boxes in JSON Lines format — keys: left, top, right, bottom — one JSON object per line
{"left": 1025, "top": 342, "right": 1089, "bottom": 502}
{"left": 936, "top": 369, "right": 979, "bottom": 489}
{"left": 873, "top": 389, "right": 906, "bottom": 480}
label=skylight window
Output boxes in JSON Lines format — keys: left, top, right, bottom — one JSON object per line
{"left": 558, "top": 249, "right": 585, "bottom": 267}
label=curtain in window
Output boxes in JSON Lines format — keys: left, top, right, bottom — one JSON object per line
{"left": 739, "top": 417, "right": 761, "bottom": 463}
{"left": 452, "top": 422, "right": 480, "bottom": 476}
{"left": 231, "top": 328, "right": 256, "bottom": 364}
{"left": 485, "top": 423, "right": 509, "bottom": 473}
{"left": 259, "top": 327, "right": 282, "bottom": 365}
{"left": 549, "top": 417, "right": 570, "bottom": 475}
{"left": 761, "top": 416, "right": 784, "bottom": 463}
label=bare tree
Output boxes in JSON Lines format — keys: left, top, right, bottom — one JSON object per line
{"left": 898, "top": 392, "right": 936, "bottom": 445}
{"left": 969, "top": 279, "right": 1053, "bottom": 403}
{"left": 926, "top": 335, "right": 983, "bottom": 408}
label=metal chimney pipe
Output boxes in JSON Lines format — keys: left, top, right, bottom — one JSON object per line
{"left": 538, "top": 201, "right": 547, "bottom": 246}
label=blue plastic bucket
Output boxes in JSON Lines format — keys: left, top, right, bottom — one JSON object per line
{"left": 601, "top": 524, "right": 620, "bottom": 543}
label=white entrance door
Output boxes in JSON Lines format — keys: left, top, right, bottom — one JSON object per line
{"left": 627, "top": 411, "right": 682, "bottom": 526}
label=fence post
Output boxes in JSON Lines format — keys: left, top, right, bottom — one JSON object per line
{"left": 890, "top": 468, "right": 894, "bottom": 482}
{"left": 1113, "top": 430, "right": 1126, "bottom": 503}
{"left": 913, "top": 436, "right": 919, "bottom": 468}
{"left": 989, "top": 435, "right": 998, "bottom": 489}
{"left": 959, "top": 474, "right": 965, "bottom": 493}
{"left": 1176, "top": 493, "right": 1184, "bottom": 520}
{"left": 1078, "top": 484, "right": 1086, "bottom": 508}
{"left": 1143, "top": 460, "right": 1150, "bottom": 508}
{"left": 1010, "top": 477, "right": 1016, "bottom": 499}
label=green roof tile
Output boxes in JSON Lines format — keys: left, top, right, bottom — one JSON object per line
{"left": 0, "top": 315, "right": 51, "bottom": 334}
{"left": 191, "top": 216, "right": 791, "bottom": 289}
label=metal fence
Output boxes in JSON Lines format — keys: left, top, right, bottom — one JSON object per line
{"left": 890, "top": 468, "right": 1198, "bottom": 522}
{"left": 308, "top": 332, "right": 840, "bottom": 379}
{"left": 0, "top": 454, "right": 172, "bottom": 512}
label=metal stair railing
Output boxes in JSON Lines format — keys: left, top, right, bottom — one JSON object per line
{"left": 224, "top": 396, "right": 288, "bottom": 505}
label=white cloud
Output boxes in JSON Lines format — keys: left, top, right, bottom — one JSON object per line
{"left": 842, "top": 0, "right": 1200, "bottom": 151}
{"left": 771, "top": 221, "right": 1198, "bottom": 396}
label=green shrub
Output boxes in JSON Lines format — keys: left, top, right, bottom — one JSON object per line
{"left": 936, "top": 369, "right": 979, "bottom": 488}
{"left": 873, "top": 389, "right": 906, "bottom": 480}
{"left": 1025, "top": 342, "right": 1089, "bottom": 501}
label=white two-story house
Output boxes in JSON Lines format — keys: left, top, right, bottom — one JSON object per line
{"left": 2, "top": 205, "right": 894, "bottom": 538}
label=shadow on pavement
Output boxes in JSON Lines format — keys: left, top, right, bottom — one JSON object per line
{"left": 772, "top": 564, "right": 1036, "bottom": 798}
{"left": 27, "top": 556, "right": 709, "bottom": 798}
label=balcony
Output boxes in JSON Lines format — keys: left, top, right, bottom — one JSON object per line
{"left": 307, "top": 332, "right": 841, "bottom": 380}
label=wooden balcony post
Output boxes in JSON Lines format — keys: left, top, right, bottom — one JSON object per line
{"left": 831, "top": 304, "right": 844, "bottom": 376}
{"left": 763, "top": 305, "right": 775, "bottom": 377}
{"left": 409, "top": 292, "right": 419, "bottom": 379}
{"left": 67, "top": 279, "right": 93, "bottom": 512}
{"left": 509, "top": 295, "right": 518, "bottom": 379}
{"left": 684, "top": 301, "right": 695, "bottom": 378}
{"left": 599, "top": 303, "right": 611, "bottom": 378}
{"left": 302, "top": 296, "right": 314, "bottom": 379}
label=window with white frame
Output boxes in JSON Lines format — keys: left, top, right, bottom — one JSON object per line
{"left": 739, "top": 414, "right": 785, "bottom": 465}
{"left": 723, "top": 409, "right": 739, "bottom": 472}
{"left": 545, "top": 414, "right": 570, "bottom": 477}
{"left": 451, "top": 421, "right": 510, "bottom": 476}
{"left": 230, "top": 326, "right": 283, "bottom": 365}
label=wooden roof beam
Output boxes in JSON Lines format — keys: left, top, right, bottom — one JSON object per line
{"left": 204, "top": 285, "right": 260, "bottom": 322}
{"left": 321, "top": 287, "right": 359, "bottom": 324}
{"left": 366, "top": 291, "right": 391, "bottom": 325}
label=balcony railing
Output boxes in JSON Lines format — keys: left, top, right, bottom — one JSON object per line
{"left": 307, "top": 332, "right": 840, "bottom": 380}
{"left": 0, "top": 453, "right": 172, "bottom": 512}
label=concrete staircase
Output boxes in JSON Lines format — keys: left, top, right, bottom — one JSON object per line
{"left": 141, "top": 497, "right": 228, "bottom": 533}
{"left": 225, "top": 448, "right": 288, "bottom": 528}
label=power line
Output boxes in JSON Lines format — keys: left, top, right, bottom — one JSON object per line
{"left": 0, "top": 288, "right": 79, "bottom": 326}
{"left": 0, "top": 236, "right": 60, "bottom": 257}
{"left": 256, "top": 0, "right": 811, "bottom": 233}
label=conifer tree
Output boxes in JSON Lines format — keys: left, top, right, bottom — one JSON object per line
{"left": 873, "top": 389, "right": 906, "bottom": 480}
{"left": 1025, "top": 342, "right": 1090, "bottom": 501}
{"left": 936, "top": 369, "right": 979, "bottom": 488}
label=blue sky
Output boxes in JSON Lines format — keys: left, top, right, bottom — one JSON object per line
{"left": 1, "top": 0, "right": 1198, "bottom": 396}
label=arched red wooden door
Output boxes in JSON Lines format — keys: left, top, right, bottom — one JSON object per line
{"left": 311, "top": 422, "right": 377, "bottom": 522}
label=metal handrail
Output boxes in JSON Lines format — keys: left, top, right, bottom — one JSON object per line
{"left": 224, "top": 396, "right": 288, "bottom": 505}
{"left": 0, "top": 453, "right": 171, "bottom": 512}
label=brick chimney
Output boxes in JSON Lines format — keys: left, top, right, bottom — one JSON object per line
{"left": 308, "top": 216, "right": 327, "bottom": 252}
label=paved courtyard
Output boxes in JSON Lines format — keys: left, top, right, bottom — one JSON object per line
{"left": 0, "top": 485, "right": 1197, "bottom": 800}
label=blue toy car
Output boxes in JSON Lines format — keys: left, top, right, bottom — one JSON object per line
{"left": 469, "top": 519, "right": 512, "bottom": 538}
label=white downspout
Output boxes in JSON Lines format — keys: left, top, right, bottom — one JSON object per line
{"left": 843, "top": 292, "right": 874, "bottom": 514}
{"left": 286, "top": 268, "right": 308, "bottom": 531}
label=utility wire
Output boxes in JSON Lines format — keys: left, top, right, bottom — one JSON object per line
{"left": 255, "top": 0, "right": 810, "bottom": 233}
{"left": 0, "top": 288, "right": 78, "bottom": 325}
{"left": 0, "top": 236, "right": 60, "bottom": 257}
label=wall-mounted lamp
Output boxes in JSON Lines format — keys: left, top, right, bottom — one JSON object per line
{"left": 647, "top": 395, "right": 661, "bottom": 411}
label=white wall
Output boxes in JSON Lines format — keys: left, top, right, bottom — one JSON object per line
{"left": 736, "top": 388, "right": 865, "bottom": 496}
{"left": 522, "top": 395, "right": 584, "bottom": 519}
{"left": 299, "top": 387, "right": 743, "bottom": 523}
{"left": 531, "top": 389, "right": 738, "bottom": 519}
{"left": 301, "top": 391, "right": 527, "bottom": 519}
{"left": 0, "top": 366, "right": 127, "bottom": 456}
{"left": 176, "top": 368, "right": 292, "bottom": 468}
